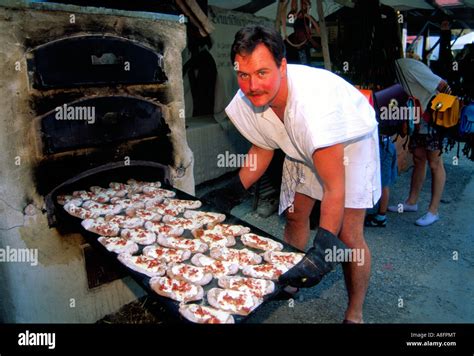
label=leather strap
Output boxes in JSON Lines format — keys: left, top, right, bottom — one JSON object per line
{"left": 280, "top": 0, "right": 321, "bottom": 49}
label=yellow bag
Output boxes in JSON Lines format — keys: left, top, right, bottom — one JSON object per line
{"left": 430, "top": 93, "right": 460, "bottom": 128}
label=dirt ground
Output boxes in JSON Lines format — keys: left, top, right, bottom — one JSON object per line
{"left": 98, "top": 153, "right": 474, "bottom": 324}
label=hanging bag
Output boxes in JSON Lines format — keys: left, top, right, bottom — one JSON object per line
{"left": 405, "top": 96, "right": 420, "bottom": 136}
{"left": 460, "top": 104, "right": 474, "bottom": 160}
{"left": 459, "top": 102, "right": 474, "bottom": 135}
{"left": 373, "top": 83, "right": 409, "bottom": 137}
{"left": 394, "top": 61, "right": 420, "bottom": 140}
{"left": 430, "top": 93, "right": 460, "bottom": 129}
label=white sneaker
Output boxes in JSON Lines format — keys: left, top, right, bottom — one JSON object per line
{"left": 415, "top": 212, "right": 440, "bottom": 227}
{"left": 387, "top": 201, "right": 418, "bottom": 213}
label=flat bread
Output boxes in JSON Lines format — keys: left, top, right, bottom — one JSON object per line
{"left": 179, "top": 304, "right": 234, "bottom": 324}
{"left": 81, "top": 218, "right": 120, "bottom": 236}
{"left": 144, "top": 221, "right": 184, "bottom": 237}
{"left": 164, "top": 198, "right": 202, "bottom": 210}
{"left": 204, "top": 223, "right": 250, "bottom": 236}
{"left": 241, "top": 263, "right": 289, "bottom": 280}
{"left": 117, "top": 254, "right": 166, "bottom": 277}
{"left": 105, "top": 215, "right": 144, "bottom": 229}
{"left": 90, "top": 187, "right": 126, "bottom": 198}
{"left": 97, "top": 236, "right": 139, "bottom": 255}
{"left": 126, "top": 179, "right": 161, "bottom": 191}
{"left": 109, "top": 198, "right": 145, "bottom": 210}
{"left": 262, "top": 251, "right": 305, "bottom": 268}
{"left": 206, "top": 288, "right": 262, "bottom": 316}
{"left": 81, "top": 201, "right": 122, "bottom": 216}
{"left": 149, "top": 276, "right": 204, "bottom": 303}
{"left": 89, "top": 186, "right": 108, "bottom": 195}
{"left": 126, "top": 208, "right": 162, "bottom": 222}
{"left": 72, "top": 190, "right": 96, "bottom": 200}
{"left": 127, "top": 193, "right": 163, "bottom": 205}
{"left": 191, "top": 229, "right": 236, "bottom": 248}
{"left": 109, "top": 182, "right": 128, "bottom": 191}
{"left": 142, "top": 245, "right": 192, "bottom": 264}
{"left": 57, "top": 195, "right": 83, "bottom": 206}
{"left": 157, "top": 235, "right": 208, "bottom": 253}
{"left": 64, "top": 203, "right": 99, "bottom": 220}
{"left": 105, "top": 184, "right": 128, "bottom": 197}
{"left": 142, "top": 187, "right": 176, "bottom": 198}
{"left": 167, "top": 263, "right": 213, "bottom": 286}
{"left": 183, "top": 210, "right": 226, "bottom": 225}
{"left": 95, "top": 193, "right": 112, "bottom": 204}
{"left": 209, "top": 247, "right": 262, "bottom": 267}
{"left": 217, "top": 276, "right": 275, "bottom": 298}
{"left": 161, "top": 216, "right": 203, "bottom": 230}
{"left": 124, "top": 179, "right": 154, "bottom": 194}
{"left": 240, "top": 233, "right": 284, "bottom": 252}
{"left": 120, "top": 228, "right": 156, "bottom": 245}
{"left": 190, "top": 253, "right": 238, "bottom": 277}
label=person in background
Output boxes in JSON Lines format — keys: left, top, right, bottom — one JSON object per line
{"left": 388, "top": 56, "right": 452, "bottom": 226}
{"left": 365, "top": 137, "right": 398, "bottom": 227}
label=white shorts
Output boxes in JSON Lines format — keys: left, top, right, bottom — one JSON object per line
{"left": 279, "top": 130, "right": 382, "bottom": 214}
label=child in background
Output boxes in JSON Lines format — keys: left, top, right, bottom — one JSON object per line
{"left": 365, "top": 136, "right": 398, "bottom": 227}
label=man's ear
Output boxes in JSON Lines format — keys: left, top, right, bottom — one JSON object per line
{"left": 280, "top": 58, "right": 287, "bottom": 77}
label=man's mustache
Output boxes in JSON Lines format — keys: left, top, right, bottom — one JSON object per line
{"left": 249, "top": 91, "right": 266, "bottom": 96}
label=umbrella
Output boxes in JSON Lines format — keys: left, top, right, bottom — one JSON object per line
{"left": 451, "top": 32, "right": 474, "bottom": 50}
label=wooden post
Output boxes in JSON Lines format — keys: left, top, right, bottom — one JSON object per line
{"left": 316, "top": 0, "right": 331, "bottom": 71}
{"left": 422, "top": 26, "right": 429, "bottom": 64}
{"left": 402, "top": 14, "right": 408, "bottom": 58}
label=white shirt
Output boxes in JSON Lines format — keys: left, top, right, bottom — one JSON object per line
{"left": 396, "top": 58, "right": 442, "bottom": 134}
{"left": 225, "top": 64, "right": 378, "bottom": 167}
{"left": 225, "top": 65, "right": 381, "bottom": 212}
{"left": 396, "top": 58, "right": 441, "bottom": 111}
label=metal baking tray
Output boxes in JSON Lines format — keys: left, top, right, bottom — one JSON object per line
{"left": 48, "top": 166, "right": 301, "bottom": 323}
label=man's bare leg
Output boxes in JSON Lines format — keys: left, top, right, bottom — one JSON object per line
{"left": 339, "top": 208, "right": 371, "bottom": 323}
{"left": 284, "top": 192, "right": 315, "bottom": 251}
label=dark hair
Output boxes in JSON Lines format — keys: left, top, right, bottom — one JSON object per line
{"left": 230, "top": 25, "right": 286, "bottom": 67}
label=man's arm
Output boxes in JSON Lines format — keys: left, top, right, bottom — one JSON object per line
{"left": 312, "top": 143, "right": 345, "bottom": 236}
{"left": 200, "top": 144, "right": 273, "bottom": 213}
{"left": 437, "top": 80, "right": 452, "bottom": 94}
{"left": 278, "top": 143, "right": 347, "bottom": 289}
{"left": 239, "top": 144, "right": 274, "bottom": 189}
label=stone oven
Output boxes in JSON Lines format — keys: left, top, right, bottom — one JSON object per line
{"left": 0, "top": 1, "right": 194, "bottom": 322}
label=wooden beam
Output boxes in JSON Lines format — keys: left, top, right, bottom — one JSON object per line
{"left": 234, "top": 0, "right": 276, "bottom": 14}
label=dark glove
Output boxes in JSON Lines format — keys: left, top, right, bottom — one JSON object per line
{"left": 278, "top": 227, "right": 347, "bottom": 288}
{"left": 200, "top": 173, "right": 249, "bottom": 214}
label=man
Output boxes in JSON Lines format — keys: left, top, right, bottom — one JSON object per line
{"left": 206, "top": 26, "right": 381, "bottom": 323}
{"left": 388, "top": 57, "right": 452, "bottom": 226}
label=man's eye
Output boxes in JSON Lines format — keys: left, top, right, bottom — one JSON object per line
{"left": 239, "top": 73, "right": 249, "bottom": 80}
{"left": 258, "top": 71, "right": 267, "bottom": 77}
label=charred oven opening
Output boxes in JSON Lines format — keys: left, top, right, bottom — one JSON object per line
{"left": 33, "top": 95, "right": 174, "bottom": 195}
{"left": 27, "top": 34, "right": 167, "bottom": 89}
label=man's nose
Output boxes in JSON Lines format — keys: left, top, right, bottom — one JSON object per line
{"left": 249, "top": 76, "right": 259, "bottom": 92}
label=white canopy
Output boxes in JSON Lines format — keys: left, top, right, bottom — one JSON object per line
{"left": 451, "top": 31, "right": 474, "bottom": 50}
{"left": 208, "top": 0, "right": 435, "bottom": 21}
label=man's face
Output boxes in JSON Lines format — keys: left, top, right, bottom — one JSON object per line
{"left": 234, "top": 43, "right": 287, "bottom": 108}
